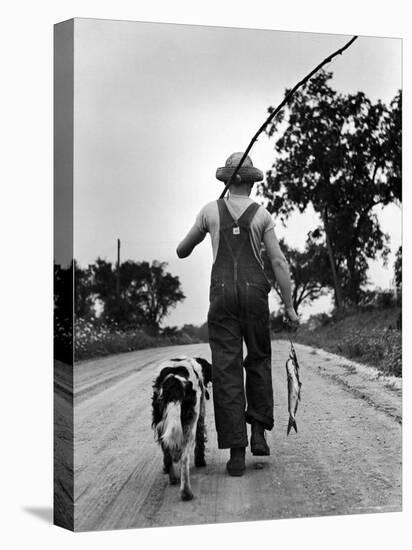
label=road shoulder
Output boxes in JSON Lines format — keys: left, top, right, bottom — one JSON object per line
{"left": 291, "top": 341, "right": 402, "bottom": 424}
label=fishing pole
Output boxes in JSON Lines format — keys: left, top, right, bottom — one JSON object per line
{"left": 218, "top": 35, "right": 358, "bottom": 200}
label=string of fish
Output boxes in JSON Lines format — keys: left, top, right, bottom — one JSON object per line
{"left": 284, "top": 321, "right": 302, "bottom": 435}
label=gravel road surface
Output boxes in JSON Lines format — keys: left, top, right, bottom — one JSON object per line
{"left": 68, "top": 341, "right": 401, "bottom": 531}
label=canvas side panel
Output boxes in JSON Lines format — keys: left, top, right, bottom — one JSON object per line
{"left": 53, "top": 18, "right": 74, "bottom": 532}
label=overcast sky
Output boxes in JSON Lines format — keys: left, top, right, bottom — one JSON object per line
{"left": 72, "top": 18, "right": 401, "bottom": 326}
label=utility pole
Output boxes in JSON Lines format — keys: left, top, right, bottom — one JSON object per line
{"left": 116, "top": 238, "right": 121, "bottom": 298}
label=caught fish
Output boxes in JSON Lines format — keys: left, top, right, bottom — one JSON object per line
{"left": 286, "top": 343, "right": 302, "bottom": 435}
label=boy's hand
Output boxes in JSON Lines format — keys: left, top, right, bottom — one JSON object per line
{"left": 285, "top": 306, "right": 299, "bottom": 331}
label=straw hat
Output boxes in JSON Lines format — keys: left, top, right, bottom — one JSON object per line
{"left": 216, "top": 152, "right": 263, "bottom": 183}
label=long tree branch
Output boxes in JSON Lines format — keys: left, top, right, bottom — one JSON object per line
{"left": 297, "top": 281, "right": 308, "bottom": 301}
{"left": 219, "top": 35, "right": 358, "bottom": 199}
{"left": 300, "top": 287, "right": 324, "bottom": 302}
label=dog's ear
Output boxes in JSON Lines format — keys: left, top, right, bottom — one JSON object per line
{"left": 195, "top": 358, "right": 212, "bottom": 387}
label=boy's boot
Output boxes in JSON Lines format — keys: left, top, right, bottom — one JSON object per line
{"left": 251, "top": 421, "right": 270, "bottom": 456}
{"left": 226, "top": 447, "right": 246, "bottom": 476}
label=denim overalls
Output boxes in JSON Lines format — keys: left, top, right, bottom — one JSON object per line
{"left": 207, "top": 199, "right": 274, "bottom": 449}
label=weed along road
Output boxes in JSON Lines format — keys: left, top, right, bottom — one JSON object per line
{"left": 72, "top": 341, "right": 401, "bottom": 531}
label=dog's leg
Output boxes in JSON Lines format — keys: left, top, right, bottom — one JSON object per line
{"left": 162, "top": 444, "right": 172, "bottom": 474}
{"left": 194, "top": 396, "right": 206, "bottom": 467}
{"left": 180, "top": 432, "right": 195, "bottom": 501}
{"left": 169, "top": 458, "right": 181, "bottom": 485}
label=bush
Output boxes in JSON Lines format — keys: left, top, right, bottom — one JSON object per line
{"left": 74, "top": 317, "right": 197, "bottom": 361}
{"left": 306, "top": 312, "right": 333, "bottom": 331}
{"left": 376, "top": 290, "right": 396, "bottom": 309}
{"left": 292, "top": 304, "right": 402, "bottom": 377}
{"left": 340, "top": 328, "right": 402, "bottom": 377}
{"left": 358, "top": 288, "right": 397, "bottom": 310}
{"left": 180, "top": 323, "right": 208, "bottom": 342}
{"left": 161, "top": 326, "right": 179, "bottom": 337}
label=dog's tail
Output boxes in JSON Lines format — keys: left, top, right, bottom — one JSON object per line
{"left": 160, "top": 402, "right": 183, "bottom": 452}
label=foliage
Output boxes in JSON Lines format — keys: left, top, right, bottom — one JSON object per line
{"left": 74, "top": 317, "right": 195, "bottom": 361}
{"left": 288, "top": 303, "right": 401, "bottom": 377}
{"left": 161, "top": 325, "right": 180, "bottom": 337}
{"left": 180, "top": 322, "right": 209, "bottom": 342}
{"left": 305, "top": 311, "right": 334, "bottom": 330}
{"left": 382, "top": 92, "right": 402, "bottom": 200}
{"left": 55, "top": 258, "right": 187, "bottom": 359}
{"left": 340, "top": 328, "right": 401, "bottom": 377}
{"left": 394, "top": 246, "right": 402, "bottom": 290}
{"left": 263, "top": 235, "right": 332, "bottom": 313}
{"left": 90, "top": 258, "right": 185, "bottom": 334}
{"left": 358, "top": 287, "right": 400, "bottom": 309}
{"left": 259, "top": 72, "right": 401, "bottom": 306}
{"left": 74, "top": 261, "right": 95, "bottom": 318}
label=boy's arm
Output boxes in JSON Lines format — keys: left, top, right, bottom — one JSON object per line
{"left": 263, "top": 228, "right": 299, "bottom": 324}
{"left": 176, "top": 225, "right": 206, "bottom": 258}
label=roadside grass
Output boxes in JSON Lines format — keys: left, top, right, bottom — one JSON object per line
{"left": 72, "top": 318, "right": 200, "bottom": 362}
{"left": 65, "top": 305, "right": 402, "bottom": 375}
{"left": 274, "top": 306, "right": 402, "bottom": 378}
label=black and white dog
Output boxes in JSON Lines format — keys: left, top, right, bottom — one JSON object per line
{"left": 151, "top": 356, "right": 212, "bottom": 501}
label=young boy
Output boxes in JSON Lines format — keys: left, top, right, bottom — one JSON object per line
{"left": 177, "top": 152, "right": 299, "bottom": 476}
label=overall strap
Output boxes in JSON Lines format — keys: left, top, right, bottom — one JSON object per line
{"left": 217, "top": 199, "right": 260, "bottom": 230}
{"left": 216, "top": 200, "right": 261, "bottom": 264}
{"left": 237, "top": 202, "right": 260, "bottom": 229}
{"left": 216, "top": 199, "right": 235, "bottom": 229}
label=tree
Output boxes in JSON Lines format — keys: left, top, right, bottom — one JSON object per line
{"left": 90, "top": 258, "right": 128, "bottom": 324}
{"left": 382, "top": 91, "right": 402, "bottom": 201}
{"left": 74, "top": 260, "right": 95, "bottom": 318}
{"left": 90, "top": 258, "right": 185, "bottom": 333}
{"left": 394, "top": 246, "right": 402, "bottom": 291}
{"left": 259, "top": 71, "right": 401, "bottom": 307}
{"left": 132, "top": 260, "right": 185, "bottom": 335}
{"left": 263, "top": 235, "right": 332, "bottom": 314}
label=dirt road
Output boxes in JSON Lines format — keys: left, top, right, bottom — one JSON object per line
{"left": 72, "top": 341, "right": 401, "bottom": 531}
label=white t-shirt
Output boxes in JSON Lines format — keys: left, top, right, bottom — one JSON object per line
{"left": 195, "top": 193, "right": 275, "bottom": 267}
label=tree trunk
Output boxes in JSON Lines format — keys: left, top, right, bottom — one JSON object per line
{"left": 346, "top": 253, "right": 360, "bottom": 305}
{"left": 322, "top": 207, "right": 343, "bottom": 311}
